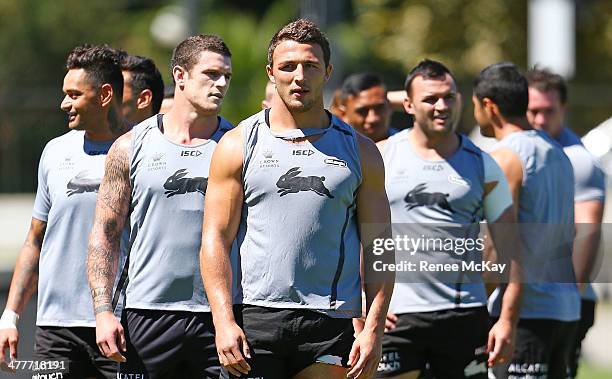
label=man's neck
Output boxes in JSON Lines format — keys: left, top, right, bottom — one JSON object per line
{"left": 494, "top": 117, "right": 532, "bottom": 140}
{"left": 84, "top": 111, "right": 121, "bottom": 141}
{"left": 269, "top": 100, "right": 329, "bottom": 131}
{"left": 162, "top": 100, "right": 219, "bottom": 144}
{"left": 84, "top": 127, "right": 115, "bottom": 142}
{"left": 409, "top": 125, "right": 460, "bottom": 160}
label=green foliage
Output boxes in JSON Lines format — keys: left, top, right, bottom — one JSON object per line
{"left": 199, "top": 0, "right": 297, "bottom": 123}
{"left": 351, "top": 0, "right": 527, "bottom": 77}
{"left": 1, "top": 0, "right": 612, "bottom": 191}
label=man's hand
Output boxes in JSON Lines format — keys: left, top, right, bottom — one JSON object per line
{"left": 384, "top": 313, "right": 397, "bottom": 332}
{"left": 487, "top": 319, "right": 515, "bottom": 367}
{"left": 0, "top": 327, "right": 18, "bottom": 372}
{"left": 95, "top": 311, "right": 126, "bottom": 363}
{"left": 215, "top": 321, "right": 251, "bottom": 377}
{"left": 347, "top": 328, "right": 382, "bottom": 379}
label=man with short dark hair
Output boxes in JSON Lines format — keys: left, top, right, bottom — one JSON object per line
{"left": 473, "top": 62, "right": 579, "bottom": 379}
{"left": 88, "top": 34, "right": 235, "bottom": 379}
{"left": 526, "top": 67, "right": 605, "bottom": 379}
{"left": 261, "top": 80, "right": 275, "bottom": 109}
{"left": 200, "top": 19, "right": 394, "bottom": 379}
{"left": 119, "top": 53, "right": 164, "bottom": 125}
{"left": 375, "top": 59, "right": 521, "bottom": 379}
{"left": 336, "top": 73, "right": 394, "bottom": 142}
{"left": 0, "top": 44, "right": 125, "bottom": 378}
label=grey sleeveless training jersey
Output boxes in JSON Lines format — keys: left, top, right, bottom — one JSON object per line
{"left": 488, "top": 129, "right": 580, "bottom": 321}
{"left": 383, "top": 129, "right": 488, "bottom": 314}
{"left": 237, "top": 109, "right": 362, "bottom": 318}
{"left": 33, "top": 130, "right": 120, "bottom": 327}
{"left": 558, "top": 128, "right": 606, "bottom": 301}
{"left": 125, "top": 114, "right": 234, "bottom": 312}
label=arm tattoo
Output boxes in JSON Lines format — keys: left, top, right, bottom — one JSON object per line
{"left": 87, "top": 136, "right": 131, "bottom": 314}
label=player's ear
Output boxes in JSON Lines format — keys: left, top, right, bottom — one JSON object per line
{"left": 173, "top": 65, "right": 187, "bottom": 88}
{"left": 137, "top": 89, "right": 153, "bottom": 110}
{"left": 100, "top": 83, "right": 113, "bottom": 107}
{"left": 324, "top": 63, "right": 333, "bottom": 82}
{"left": 483, "top": 97, "right": 497, "bottom": 118}
{"left": 403, "top": 96, "right": 414, "bottom": 115}
{"left": 266, "top": 65, "right": 275, "bottom": 84}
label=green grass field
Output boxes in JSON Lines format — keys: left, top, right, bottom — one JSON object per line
{"left": 577, "top": 363, "right": 612, "bottom": 379}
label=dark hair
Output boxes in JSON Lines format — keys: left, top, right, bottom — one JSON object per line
{"left": 526, "top": 67, "right": 567, "bottom": 104}
{"left": 65, "top": 44, "right": 123, "bottom": 100}
{"left": 121, "top": 54, "right": 165, "bottom": 114}
{"left": 268, "top": 19, "right": 330, "bottom": 67}
{"left": 340, "top": 73, "right": 385, "bottom": 102}
{"left": 163, "top": 84, "right": 175, "bottom": 99}
{"left": 473, "top": 62, "right": 529, "bottom": 118}
{"left": 170, "top": 34, "right": 231, "bottom": 80}
{"left": 404, "top": 59, "right": 454, "bottom": 95}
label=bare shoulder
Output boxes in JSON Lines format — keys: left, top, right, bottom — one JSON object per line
{"left": 490, "top": 147, "right": 521, "bottom": 171}
{"left": 356, "top": 133, "right": 382, "bottom": 163}
{"left": 106, "top": 130, "right": 134, "bottom": 162}
{"left": 102, "top": 130, "right": 134, "bottom": 183}
{"left": 490, "top": 147, "right": 523, "bottom": 184}
{"left": 218, "top": 124, "right": 245, "bottom": 152}
{"left": 356, "top": 133, "right": 385, "bottom": 179}
{"left": 210, "top": 124, "right": 245, "bottom": 175}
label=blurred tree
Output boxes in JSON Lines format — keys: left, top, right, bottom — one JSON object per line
{"left": 0, "top": 0, "right": 129, "bottom": 192}
{"left": 346, "top": 0, "right": 527, "bottom": 133}
{"left": 198, "top": 0, "right": 297, "bottom": 122}
{"left": 1, "top": 0, "right": 612, "bottom": 192}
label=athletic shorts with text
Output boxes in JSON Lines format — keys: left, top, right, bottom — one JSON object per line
{"left": 119, "top": 308, "right": 220, "bottom": 379}
{"left": 35, "top": 326, "right": 117, "bottom": 379}
{"left": 377, "top": 306, "right": 489, "bottom": 379}
{"left": 221, "top": 305, "right": 355, "bottom": 379}
{"left": 489, "top": 317, "right": 578, "bottom": 379}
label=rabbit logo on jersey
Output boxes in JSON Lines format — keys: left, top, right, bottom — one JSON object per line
{"left": 404, "top": 183, "right": 454, "bottom": 212}
{"left": 163, "top": 168, "right": 208, "bottom": 197}
{"left": 66, "top": 171, "right": 101, "bottom": 196}
{"left": 276, "top": 167, "right": 334, "bottom": 198}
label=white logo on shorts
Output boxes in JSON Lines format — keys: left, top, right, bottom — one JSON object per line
{"left": 464, "top": 359, "right": 487, "bottom": 377}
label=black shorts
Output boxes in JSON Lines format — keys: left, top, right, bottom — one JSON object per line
{"left": 567, "top": 299, "right": 596, "bottom": 378}
{"left": 119, "top": 308, "right": 219, "bottom": 379}
{"left": 377, "top": 306, "right": 489, "bottom": 379}
{"left": 489, "top": 317, "right": 578, "bottom": 379}
{"left": 221, "top": 305, "right": 355, "bottom": 379}
{"left": 35, "top": 326, "right": 117, "bottom": 379}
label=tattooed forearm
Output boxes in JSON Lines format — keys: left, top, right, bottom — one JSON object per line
{"left": 87, "top": 133, "right": 132, "bottom": 314}
{"left": 87, "top": 243, "right": 118, "bottom": 313}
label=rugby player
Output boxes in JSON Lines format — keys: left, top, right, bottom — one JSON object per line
{"left": 375, "top": 59, "right": 521, "bottom": 379}
{"left": 0, "top": 44, "right": 125, "bottom": 378}
{"left": 200, "top": 18, "right": 394, "bottom": 379}
{"left": 335, "top": 73, "right": 395, "bottom": 142}
{"left": 526, "top": 67, "right": 605, "bottom": 378}
{"left": 119, "top": 53, "right": 164, "bottom": 125}
{"left": 87, "top": 34, "right": 234, "bottom": 378}
{"left": 473, "top": 62, "right": 579, "bottom": 379}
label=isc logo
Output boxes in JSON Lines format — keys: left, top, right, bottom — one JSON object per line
{"left": 292, "top": 149, "right": 314, "bottom": 156}
{"left": 181, "top": 150, "right": 202, "bottom": 157}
